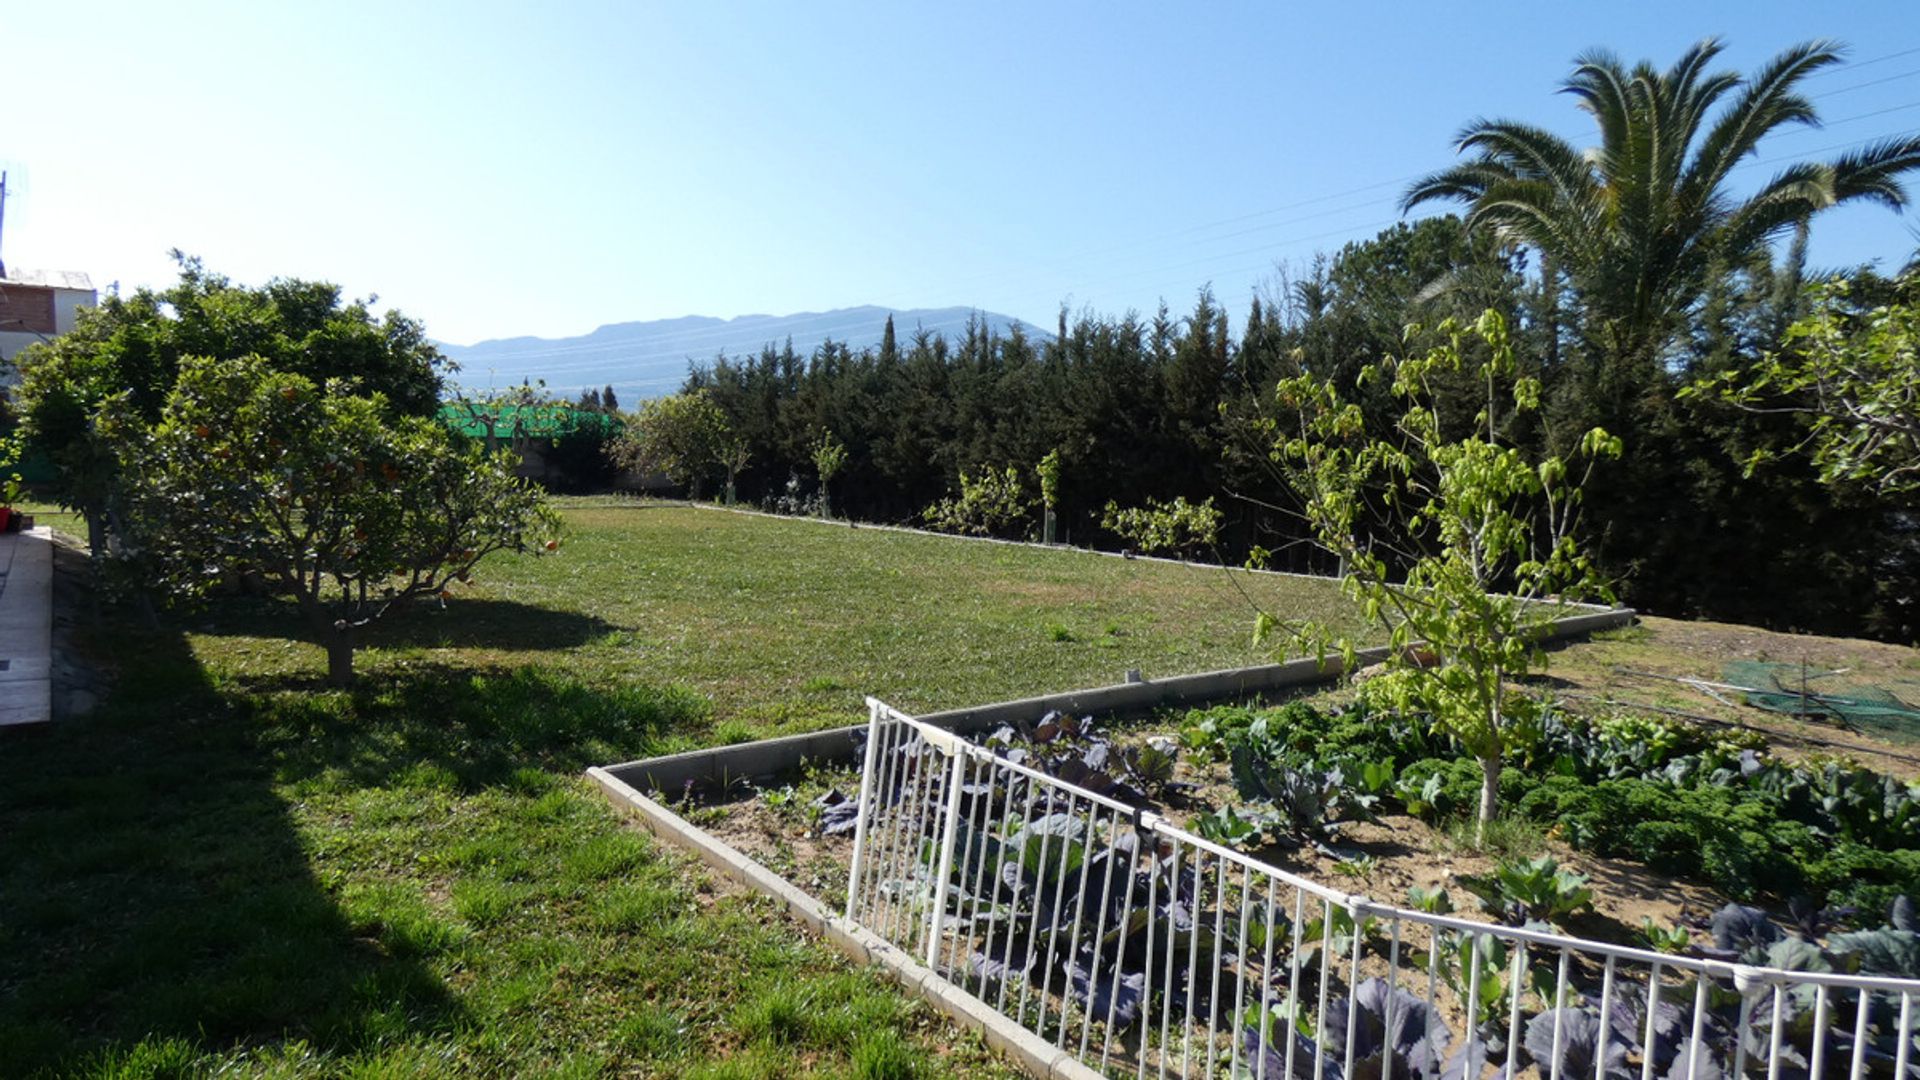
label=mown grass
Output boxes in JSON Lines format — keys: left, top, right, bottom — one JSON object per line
{"left": 0, "top": 501, "right": 1362, "bottom": 1077}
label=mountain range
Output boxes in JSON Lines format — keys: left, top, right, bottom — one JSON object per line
{"left": 436, "top": 305, "right": 1047, "bottom": 403}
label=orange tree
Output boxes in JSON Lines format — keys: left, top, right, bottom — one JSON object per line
{"left": 110, "top": 354, "right": 558, "bottom": 686}
{"left": 13, "top": 255, "right": 449, "bottom": 558}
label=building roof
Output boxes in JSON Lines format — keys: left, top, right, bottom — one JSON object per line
{"left": 0, "top": 268, "right": 95, "bottom": 291}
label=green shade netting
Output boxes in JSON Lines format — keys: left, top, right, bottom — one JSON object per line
{"left": 1725, "top": 660, "right": 1920, "bottom": 746}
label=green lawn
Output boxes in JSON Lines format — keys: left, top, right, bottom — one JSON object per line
{"left": 0, "top": 502, "right": 1361, "bottom": 1078}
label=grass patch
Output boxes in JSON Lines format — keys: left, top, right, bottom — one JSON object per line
{"left": 1443, "top": 814, "right": 1552, "bottom": 860}
{"left": 1, "top": 503, "right": 1361, "bottom": 1076}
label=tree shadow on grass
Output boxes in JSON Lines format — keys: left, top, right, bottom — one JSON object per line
{"left": 247, "top": 660, "right": 708, "bottom": 791}
{"left": 0, "top": 611, "right": 694, "bottom": 1072}
{"left": 185, "top": 594, "right": 624, "bottom": 654}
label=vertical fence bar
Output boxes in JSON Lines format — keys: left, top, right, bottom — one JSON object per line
{"left": 1684, "top": 973, "right": 1708, "bottom": 1080}
{"left": 1036, "top": 791, "right": 1085, "bottom": 1046}
{"left": 1504, "top": 942, "right": 1525, "bottom": 1080}
{"left": 1343, "top": 900, "right": 1363, "bottom": 1080}
{"left": 1161, "top": 835, "right": 1185, "bottom": 1080}
{"left": 1183, "top": 851, "right": 1206, "bottom": 1079}
{"left": 1382, "top": 917, "right": 1401, "bottom": 1077}
{"left": 1313, "top": 896, "right": 1334, "bottom": 1080}
{"left": 845, "top": 702, "right": 886, "bottom": 920}
{"left": 923, "top": 745, "right": 966, "bottom": 967}
{"left": 1080, "top": 804, "right": 1124, "bottom": 1062}
{"left": 1013, "top": 772, "right": 1055, "bottom": 1026}
{"left": 1731, "top": 989, "right": 1752, "bottom": 1080}
{"left": 1422, "top": 920, "right": 1440, "bottom": 1070}
{"left": 1284, "top": 888, "right": 1305, "bottom": 1080}
{"left": 1595, "top": 956, "right": 1616, "bottom": 1080}
{"left": 1139, "top": 832, "right": 1161, "bottom": 1080}
{"left": 1001, "top": 759, "right": 1040, "bottom": 1015}
{"left": 1641, "top": 963, "right": 1663, "bottom": 1080}
{"left": 1055, "top": 797, "right": 1102, "bottom": 1050}
{"left": 859, "top": 713, "right": 908, "bottom": 928}
{"left": 1101, "top": 816, "right": 1143, "bottom": 1075}
{"left": 1229, "top": 861, "right": 1254, "bottom": 1080}
{"left": 850, "top": 711, "right": 894, "bottom": 925}
{"left": 943, "top": 750, "right": 986, "bottom": 980}
{"left": 1208, "top": 855, "right": 1228, "bottom": 1080}
{"left": 956, "top": 745, "right": 998, "bottom": 991}
{"left": 1549, "top": 948, "right": 1571, "bottom": 1080}
{"left": 1848, "top": 985, "right": 1870, "bottom": 1080}
{"left": 1810, "top": 984, "right": 1830, "bottom": 1080}
{"left": 1765, "top": 983, "right": 1785, "bottom": 1080}
{"left": 1894, "top": 991, "right": 1912, "bottom": 1080}
{"left": 1464, "top": 932, "right": 1483, "bottom": 1070}
{"left": 866, "top": 718, "right": 914, "bottom": 934}
{"left": 1258, "top": 876, "right": 1280, "bottom": 1080}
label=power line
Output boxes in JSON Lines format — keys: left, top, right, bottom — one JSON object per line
{"left": 879, "top": 47, "right": 1920, "bottom": 307}
{"left": 1812, "top": 65, "right": 1920, "bottom": 99}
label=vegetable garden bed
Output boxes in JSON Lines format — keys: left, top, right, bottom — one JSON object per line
{"left": 679, "top": 691, "right": 1920, "bottom": 1078}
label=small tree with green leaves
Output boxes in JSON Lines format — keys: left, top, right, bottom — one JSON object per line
{"left": 111, "top": 355, "right": 558, "bottom": 686}
{"left": 719, "top": 431, "right": 751, "bottom": 506}
{"left": 923, "top": 465, "right": 1034, "bottom": 537}
{"left": 1687, "top": 274, "right": 1920, "bottom": 495}
{"left": 1037, "top": 448, "right": 1064, "bottom": 543}
{"left": 1263, "top": 310, "right": 1619, "bottom": 838}
{"left": 611, "top": 391, "right": 730, "bottom": 499}
{"left": 810, "top": 430, "right": 848, "bottom": 517}
{"left": 1100, "top": 495, "right": 1222, "bottom": 560}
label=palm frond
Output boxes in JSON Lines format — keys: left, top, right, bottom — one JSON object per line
{"left": 1828, "top": 134, "right": 1920, "bottom": 211}
{"left": 1684, "top": 40, "right": 1842, "bottom": 203}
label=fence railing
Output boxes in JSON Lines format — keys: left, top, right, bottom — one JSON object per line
{"left": 844, "top": 698, "right": 1920, "bottom": 1080}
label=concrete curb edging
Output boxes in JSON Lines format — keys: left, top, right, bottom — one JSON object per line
{"left": 602, "top": 605, "right": 1637, "bottom": 795}
{"left": 587, "top": 766, "right": 1104, "bottom": 1080}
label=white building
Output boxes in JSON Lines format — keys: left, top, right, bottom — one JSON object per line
{"left": 0, "top": 269, "right": 96, "bottom": 389}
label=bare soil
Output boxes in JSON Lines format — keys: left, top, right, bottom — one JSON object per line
{"left": 1539, "top": 614, "right": 1920, "bottom": 779}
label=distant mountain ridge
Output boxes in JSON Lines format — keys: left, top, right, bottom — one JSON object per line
{"left": 437, "top": 305, "right": 1047, "bottom": 402}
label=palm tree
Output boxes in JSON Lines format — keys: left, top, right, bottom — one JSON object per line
{"left": 1404, "top": 38, "right": 1920, "bottom": 401}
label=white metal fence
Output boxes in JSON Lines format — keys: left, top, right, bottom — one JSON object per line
{"left": 844, "top": 698, "right": 1920, "bottom": 1080}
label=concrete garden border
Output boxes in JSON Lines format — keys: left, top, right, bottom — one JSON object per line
{"left": 596, "top": 604, "right": 1632, "bottom": 795}
{"left": 588, "top": 603, "right": 1634, "bottom": 1078}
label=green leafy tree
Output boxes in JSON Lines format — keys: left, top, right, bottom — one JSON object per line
{"left": 1037, "top": 448, "right": 1064, "bottom": 543}
{"left": 810, "top": 430, "right": 848, "bottom": 517}
{"left": 111, "top": 355, "right": 557, "bottom": 686}
{"left": 719, "top": 431, "right": 751, "bottom": 506}
{"left": 1100, "top": 496, "right": 1222, "bottom": 560}
{"left": 611, "top": 391, "right": 730, "bottom": 499}
{"left": 1689, "top": 274, "right": 1920, "bottom": 494}
{"left": 1403, "top": 39, "right": 1920, "bottom": 398}
{"left": 1263, "top": 310, "right": 1619, "bottom": 838}
{"left": 13, "top": 254, "right": 448, "bottom": 555}
{"left": 923, "top": 465, "right": 1034, "bottom": 537}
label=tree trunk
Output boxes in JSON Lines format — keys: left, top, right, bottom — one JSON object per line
{"left": 325, "top": 631, "right": 356, "bottom": 687}
{"left": 1475, "top": 755, "right": 1502, "bottom": 846}
{"left": 85, "top": 510, "right": 108, "bottom": 558}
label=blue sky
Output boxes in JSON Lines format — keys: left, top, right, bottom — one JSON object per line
{"left": 4, "top": 2, "right": 1919, "bottom": 346}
